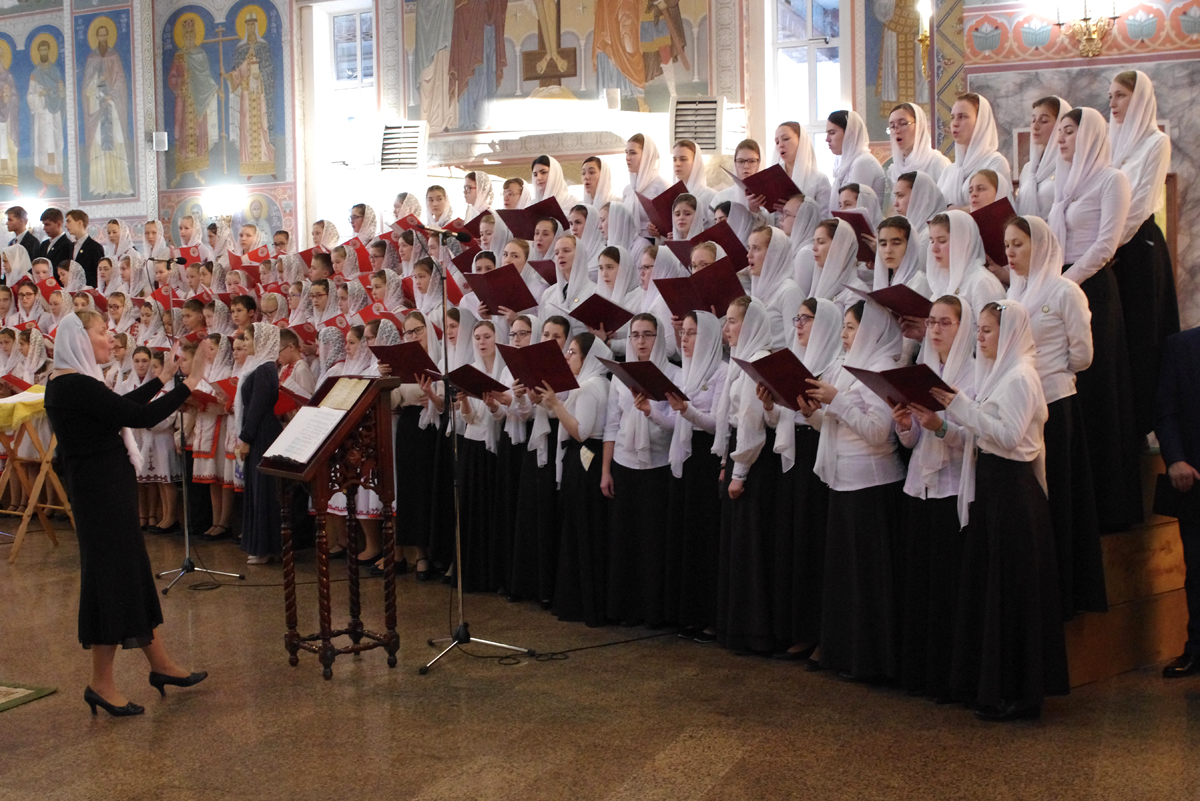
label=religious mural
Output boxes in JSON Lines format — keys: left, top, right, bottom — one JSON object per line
{"left": 74, "top": 9, "right": 136, "bottom": 200}
{"left": 403, "top": 0, "right": 713, "bottom": 132}
{"left": 159, "top": 0, "right": 287, "bottom": 190}
{"left": 0, "top": 23, "right": 69, "bottom": 201}
{"left": 864, "top": 0, "right": 930, "bottom": 142}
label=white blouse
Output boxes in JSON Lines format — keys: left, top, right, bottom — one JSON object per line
{"left": 604, "top": 365, "right": 680, "bottom": 471}
{"left": 898, "top": 419, "right": 968, "bottom": 500}
{"left": 1060, "top": 167, "right": 1130, "bottom": 284}
{"left": 1116, "top": 131, "right": 1170, "bottom": 245}
{"left": 947, "top": 365, "right": 1046, "bottom": 463}
{"left": 1023, "top": 279, "right": 1093, "bottom": 404}
{"left": 564, "top": 375, "right": 610, "bottom": 442}
{"left": 836, "top": 156, "right": 887, "bottom": 208}
{"left": 680, "top": 362, "right": 727, "bottom": 435}
{"left": 811, "top": 365, "right": 906, "bottom": 492}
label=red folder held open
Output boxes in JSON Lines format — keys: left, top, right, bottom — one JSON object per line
{"left": 369, "top": 342, "right": 440, "bottom": 384}
{"left": 970, "top": 197, "right": 1017, "bottom": 267}
{"left": 495, "top": 197, "right": 570, "bottom": 239}
{"left": 599, "top": 358, "right": 687, "bottom": 403}
{"left": 842, "top": 364, "right": 954, "bottom": 412}
{"left": 497, "top": 340, "right": 578, "bottom": 394}
{"left": 527, "top": 260, "right": 557, "bottom": 285}
{"left": 568, "top": 294, "right": 635, "bottom": 335}
{"left": 653, "top": 258, "right": 746, "bottom": 319}
{"left": 464, "top": 265, "right": 539, "bottom": 315}
{"left": 847, "top": 285, "right": 933, "bottom": 321}
{"left": 440, "top": 364, "right": 509, "bottom": 400}
{"left": 723, "top": 163, "right": 802, "bottom": 209}
{"left": 831, "top": 210, "right": 877, "bottom": 263}
{"left": 731, "top": 350, "right": 816, "bottom": 412}
{"left": 635, "top": 180, "right": 688, "bottom": 233}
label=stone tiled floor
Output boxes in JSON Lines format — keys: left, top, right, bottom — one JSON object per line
{"left": 3, "top": 522, "right": 1199, "bottom": 800}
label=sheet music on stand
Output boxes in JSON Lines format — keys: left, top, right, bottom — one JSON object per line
{"left": 264, "top": 406, "right": 348, "bottom": 465}
{"left": 319, "top": 377, "right": 370, "bottom": 411}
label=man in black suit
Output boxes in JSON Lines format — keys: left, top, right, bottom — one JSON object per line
{"left": 65, "top": 209, "right": 105, "bottom": 287}
{"left": 1156, "top": 325, "right": 1200, "bottom": 678}
{"left": 5, "top": 206, "right": 40, "bottom": 263}
{"left": 36, "top": 208, "right": 72, "bottom": 270}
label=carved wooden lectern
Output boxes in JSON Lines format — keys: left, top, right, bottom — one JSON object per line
{"left": 258, "top": 375, "right": 402, "bottom": 679}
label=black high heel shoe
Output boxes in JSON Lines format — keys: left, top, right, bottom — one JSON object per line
{"left": 84, "top": 687, "right": 144, "bottom": 717}
{"left": 148, "top": 671, "right": 208, "bottom": 697}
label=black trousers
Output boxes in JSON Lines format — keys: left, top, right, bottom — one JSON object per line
{"left": 1182, "top": 519, "right": 1200, "bottom": 656}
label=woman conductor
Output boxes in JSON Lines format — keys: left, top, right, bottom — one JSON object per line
{"left": 45, "top": 312, "right": 209, "bottom": 717}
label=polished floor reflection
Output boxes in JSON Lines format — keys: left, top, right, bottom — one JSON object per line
{"left": 3, "top": 523, "right": 1199, "bottom": 801}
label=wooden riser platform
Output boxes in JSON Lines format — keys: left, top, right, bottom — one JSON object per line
{"left": 1065, "top": 454, "right": 1187, "bottom": 687}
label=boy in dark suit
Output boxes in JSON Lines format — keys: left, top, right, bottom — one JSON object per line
{"left": 37, "top": 208, "right": 72, "bottom": 270}
{"left": 66, "top": 209, "right": 105, "bottom": 287}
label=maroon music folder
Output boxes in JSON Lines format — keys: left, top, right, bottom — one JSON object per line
{"left": 451, "top": 245, "right": 483, "bottom": 273}
{"left": 731, "top": 349, "right": 816, "bottom": 412}
{"left": 848, "top": 284, "right": 933, "bottom": 321}
{"left": 465, "top": 265, "right": 539, "bottom": 314}
{"left": 663, "top": 239, "right": 696, "bottom": 265}
{"left": 497, "top": 340, "right": 579, "bottom": 394}
{"left": 369, "top": 342, "right": 441, "bottom": 384}
{"left": 653, "top": 258, "right": 746, "bottom": 319}
{"left": 635, "top": 180, "right": 688, "bottom": 233}
{"left": 690, "top": 220, "right": 749, "bottom": 270}
{"left": 842, "top": 364, "right": 955, "bottom": 412}
{"left": 462, "top": 211, "right": 489, "bottom": 239}
{"left": 832, "top": 210, "right": 877, "bottom": 263}
{"left": 723, "top": 163, "right": 802, "bottom": 209}
{"left": 528, "top": 259, "right": 557, "bottom": 285}
{"left": 440, "top": 364, "right": 509, "bottom": 400}
{"left": 598, "top": 358, "right": 687, "bottom": 403}
{"left": 495, "top": 197, "right": 570, "bottom": 239}
{"left": 970, "top": 197, "right": 1017, "bottom": 267}
{"left": 568, "top": 294, "right": 635, "bottom": 334}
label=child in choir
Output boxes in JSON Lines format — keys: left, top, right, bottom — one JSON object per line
{"left": 925, "top": 211, "right": 1005, "bottom": 315}
{"left": 96, "top": 258, "right": 113, "bottom": 294}
{"left": 426, "top": 185, "right": 452, "bottom": 228}
{"left": 12, "top": 282, "right": 48, "bottom": 331}
{"left": 233, "top": 323, "right": 282, "bottom": 565}
{"left": 138, "top": 351, "right": 182, "bottom": 533}
{"left": 1049, "top": 106, "right": 1141, "bottom": 532}
{"left": 713, "top": 298, "right": 781, "bottom": 654}
{"left": 1108, "top": 70, "right": 1179, "bottom": 436}
{"left": 828, "top": 110, "right": 886, "bottom": 212}
{"left": 104, "top": 333, "right": 132, "bottom": 390}
{"left": 803, "top": 219, "right": 867, "bottom": 312}
{"left": 1006, "top": 215, "right": 1102, "bottom": 617}
{"left": 412, "top": 259, "right": 446, "bottom": 320}
{"left": 2, "top": 244, "right": 32, "bottom": 287}
{"left": 509, "top": 316, "right": 572, "bottom": 606}
{"left": 0, "top": 286, "right": 13, "bottom": 327}
{"left": 544, "top": 332, "right": 613, "bottom": 626}
{"left": 1016, "top": 97, "right": 1071, "bottom": 219}
{"left": 308, "top": 252, "right": 335, "bottom": 283}
{"left": 309, "top": 279, "right": 339, "bottom": 327}
{"left": 930, "top": 301, "right": 1069, "bottom": 722}
{"left": 666, "top": 310, "right": 727, "bottom": 642}
{"left": 893, "top": 294, "right": 975, "bottom": 699}
{"left": 194, "top": 334, "right": 236, "bottom": 541}
{"left": 768, "top": 297, "right": 841, "bottom": 659}
{"left": 887, "top": 103, "right": 950, "bottom": 188}
{"left": 277, "top": 328, "right": 316, "bottom": 399}
{"left": 806, "top": 301, "right": 905, "bottom": 679}
{"left": 775, "top": 122, "right": 833, "bottom": 215}
{"left": 670, "top": 194, "right": 704, "bottom": 242}
{"left": 120, "top": 346, "right": 157, "bottom": 525}
{"left": 602, "top": 314, "right": 680, "bottom": 627}
{"left": 224, "top": 333, "right": 249, "bottom": 498}
{"left": 938, "top": 93, "right": 1011, "bottom": 209}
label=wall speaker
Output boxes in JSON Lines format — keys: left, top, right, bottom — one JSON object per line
{"left": 152, "top": 132, "right": 168, "bottom": 152}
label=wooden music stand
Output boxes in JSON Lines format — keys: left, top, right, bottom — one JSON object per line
{"left": 259, "top": 375, "right": 402, "bottom": 679}
{"left": 0, "top": 417, "right": 74, "bottom": 564}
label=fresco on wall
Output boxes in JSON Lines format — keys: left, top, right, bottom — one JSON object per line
{"left": 0, "top": 24, "right": 70, "bottom": 201}
{"left": 160, "top": 0, "right": 287, "bottom": 191}
{"left": 74, "top": 9, "right": 137, "bottom": 200}
{"left": 0, "top": 0, "right": 63, "bottom": 17}
{"left": 403, "top": 0, "right": 712, "bottom": 132}
{"left": 864, "top": 0, "right": 930, "bottom": 142}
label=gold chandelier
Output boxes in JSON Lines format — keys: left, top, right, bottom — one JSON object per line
{"left": 1053, "top": 1, "right": 1125, "bottom": 57}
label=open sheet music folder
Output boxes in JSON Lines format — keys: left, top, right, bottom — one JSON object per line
{"left": 263, "top": 406, "right": 348, "bottom": 465}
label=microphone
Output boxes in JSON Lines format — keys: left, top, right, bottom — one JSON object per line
{"left": 418, "top": 225, "right": 472, "bottom": 243}
{"left": 149, "top": 256, "right": 188, "bottom": 265}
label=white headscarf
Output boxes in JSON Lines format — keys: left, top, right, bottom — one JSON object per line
{"left": 575, "top": 203, "right": 606, "bottom": 277}
{"left": 849, "top": 184, "right": 883, "bottom": 229}
{"left": 956, "top": 300, "right": 1044, "bottom": 526}
{"left": 343, "top": 327, "right": 375, "bottom": 375}
{"left": 640, "top": 246, "right": 687, "bottom": 312}
{"left": 725, "top": 202, "right": 754, "bottom": 246}
{"left": 669, "top": 310, "right": 722, "bottom": 478}
{"left": 615, "top": 315, "right": 671, "bottom": 468}
{"left": 1110, "top": 69, "right": 1160, "bottom": 170}
{"left": 926, "top": 209, "right": 986, "bottom": 298}
{"left": 318, "top": 219, "right": 341, "bottom": 249}
{"left": 873, "top": 220, "right": 925, "bottom": 290}
{"left": 3, "top": 244, "right": 31, "bottom": 287}
{"left": 749, "top": 225, "right": 795, "bottom": 307}
{"left": 470, "top": 321, "right": 507, "bottom": 451}
{"left": 233, "top": 322, "right": 281, "bottom": 444}
{"left": 775, "top": 297, "right": 843, "bottom": 471}
{"left": 52, "top": 313, "right": 145, "bottom": 469}
{"left": 414, "top": 263, "right": 445, "bottom": 319}
{"left": 1017, "top": 97, "right": 1073, "bottom": 218}
{"left": 552, "top": 238, "right": 598, "bottom": 311}
{"left": 448, "top": 307, "right": 478, "bottom": 370}
{"left": 316, "top": 326, "right": 345, "bottom": 389}
{"left": 528, "top": 323, "right": 571, "bottom": 466}
{"left": 502, "top": 313, "right": 539, "bottom": 443}
{"left": 142, "top": 221, "right": 170, "bottom": 262}
{"left": 464, "top": 172, "right": 495, "bottom": 221}
{"left": 554, "top": 336, "right": 613, "bottom": 482}
{"left": 534, "top": 156, "right": 572, "bottom": 211}
{"left": 888, "top": 103, "right": 948, "bottom": 183}
{"left": 606, "top": 201, "right": 648, "bottom": 268}
{"left": 1007, "top": 215, "right": 1065, "bottom": 318}
{"left": 813, "top": 302, "right": 902, "bottom": 486}
{"left": 900, "top": 171, "right": 947, "bottom": 242}
{"left": 1048, "top": 107, "right": 1111, "bottom": 250}
{"left": 809, "top": 219, "right": 861, "bottom": 300}
{"left": 381, "top": 270, "right": 406, "bottom": 311}
{"left": 353, "top": 204, "right": 378, "bottom": 242}
{"left": 786, "top": 197, "right": 823, "bottom": 260}
{"left": 596, "top": 245, "right": 641, "bottom": 308}
{"left": 938, "top": 94, "right": 1004, "bottom": 203}
{"left": 712, "top": 300, "right": 778, "bottom": 461}
{"left": 392, "top": 192, "right": 423, "bottom": 224}
{"left": 627, "top": 136, "right": 663, "bottom": 196}
{"left": 583, "top": 159, "right": 617, "bottom": 206}
{"left": 830, "top": 110, "right": 873, "bottom": 199}
{"left": 777, "top": 123, "right": 831, "bottom": 204}
{"left": 916, "top": 294, "right": 976, "bottom": 501}
{"left": 65, "top": 260, "right": 89, "bottom": 292}
{"left": 414, "top": 314, "right": 445, "bottom": 429}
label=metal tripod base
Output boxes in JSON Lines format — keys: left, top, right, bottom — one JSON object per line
{"left": 419, "top": 622, "right": 535, "bottom": 675}
{"left": 156, "top": 555, "right": 245, "bottom": 595}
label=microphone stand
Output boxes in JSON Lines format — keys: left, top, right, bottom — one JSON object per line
{"left": 156, "top": 313, "right": 245, "bottom": 593}
{"left": 413, "top": 229, "right": 533, "bottom": 675}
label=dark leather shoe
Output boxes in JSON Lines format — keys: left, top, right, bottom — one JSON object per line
{"left": 1162, "top": 653, "right": 1200, "bottom": 678}
{"left": 85, "top": 687, "right": 144, "bottom": 716}
{"left": 149, "top": 671, "right": 208, "bottom": 697}
{"left": 974, "top": 701, "right": 1041, "bottom": 722}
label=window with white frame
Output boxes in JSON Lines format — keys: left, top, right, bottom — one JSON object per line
{"left": 772, "top": 0, "right": 851, "bottom": 172}
{"left": 333, "top": 10, "right": 374, "bottom": 86}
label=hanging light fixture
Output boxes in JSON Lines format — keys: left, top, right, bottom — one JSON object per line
{"left": 1052, "top": 1, "right": 1129, "bottom": 57}
{"left": 916, "top": 0, "right": 933, "bottom": 78}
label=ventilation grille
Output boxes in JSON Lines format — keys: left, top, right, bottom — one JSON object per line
{"left": 380, "top": 123, "right": 426, "bottom": 170}
{"left": 671, "top": 98, "right": 722, "bottom": 153}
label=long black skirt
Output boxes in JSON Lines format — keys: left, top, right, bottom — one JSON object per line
{"left": 1112, "top": 216, "right": 1180, "bottom": 435}
{"left": 606, "top": 462, "right": 673, "bottom": 627}
{"left": 666, "top": 430, "right": 722, "bottom": 630}
{"left": 950, "top": 453, "right": 1070, "bottom": 709}
{"left": 395, "top": 406, "right": 437, "bottom": 548}
{"left": 716, "top": 427, "right": 780, "bottom": 653}
{"left": 1044, "top": 395, "right": 1106, "bottom": 617}
{"left": 455, "top": 437, "right": 496, "bottom": 593}
{"left": 772, "top": 426, "right": 829, "bottom": 647}
{"left": 488, "top": 427, "right": 525, "bottom": 592}
{"left": 899, "top": 494, "right": 963, "bottom": 698}
{"left": 553, "top": 438, "right": 609, "bottom": 626}
{"left": 428, "top": 431, "right": 461, "bottom": 570}
{"left": 509, "top": 420, "right": 559, "bottom": 603}
{"left": 1069, "top": 264, "right": 1143, "bottom": 532}
{"left": 819, "top": 481, "right": 904, "bottom": 678}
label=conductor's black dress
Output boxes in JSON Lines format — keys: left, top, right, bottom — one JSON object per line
{"left": 45, "top": 374, "right": 192, "bottom": 647}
